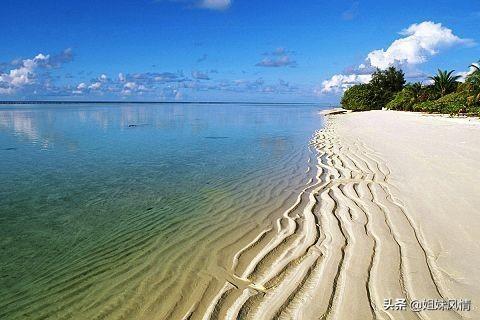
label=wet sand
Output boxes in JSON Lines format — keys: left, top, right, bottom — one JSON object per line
{"left": 192, "top": 110, "right": 479, "bottom": 319}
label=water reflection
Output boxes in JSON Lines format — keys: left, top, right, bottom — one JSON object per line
{"left": 0, "top": 103, "right": 320, "bottom": 152}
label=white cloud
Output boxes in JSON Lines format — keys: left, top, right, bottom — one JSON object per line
{"left": 77, "top": 82, "right": 87, "bottom": 90}
{"left": 319, "top": 21, "right": 472, "bottom": 95}
{"left": 99, "top": 74, "right": 108, "bottom": 81}
{"left": 0, "top": 50, "right": 74, "bottom": 95}
{"left": 320, "top": 74, "right": 372, "bottom": 94}
{"left": 457, "top": 62, "right": 479, "bottom": 82}
{"left": 198, "top": 0, "right": 231, "bottom": 10}
{"left": 0, "top": 54, "right": 50, "bottom": 92}
{"left": 88, "top": 82, "right": 102, "bottom": 90}
{"left": 367, "top": 21, "right": 471, "bottom": 69}
{"left": 122, "top": 81, "right": 147, "bottom": 95}
{"left": 124, "top": 82, "right": 137, "bottom": 90}
{"left": 118, "top": 73, "right": 126, "bottom": 82}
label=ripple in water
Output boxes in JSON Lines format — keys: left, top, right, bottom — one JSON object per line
{"left": 0, "top": 102, "right": 324, "bottom": 319}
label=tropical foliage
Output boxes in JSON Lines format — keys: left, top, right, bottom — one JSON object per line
{"left": 341, "top": 62, "right": 480, "bottom": 117}
{"left": 429, "top": 69, "right": 461, "bottom": 97}
{"left": 386, "top": 82, "right": 425, "bottom": 111}
{"left": 465, "top": 61, "right": 480, "bottom": 105}
{"left": 341, "top": 67, "right": 405, "bottom": 111}
{"left": 340, "top": 84, "right": 374, "bottom": 111}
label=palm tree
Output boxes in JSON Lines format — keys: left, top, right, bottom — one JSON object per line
{"left": 429, "top": 69, "right": 461, "bottom": 97}
{"left": 470, "top": 61, "right": 480, "bottom": 73}
{"left": 466, "top": 62, "right": 480, "bottom": 105}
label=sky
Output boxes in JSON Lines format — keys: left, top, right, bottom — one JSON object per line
{"left": 0, "top": 0, "right": 479, "bottom": 102}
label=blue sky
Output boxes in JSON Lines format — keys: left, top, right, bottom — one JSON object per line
{"left": 0, "top": 0, "right": 479, "bottom": 102}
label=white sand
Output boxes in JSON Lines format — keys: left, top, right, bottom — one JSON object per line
{"left": 334, "top": 110, "right": 480, "bottom": 318}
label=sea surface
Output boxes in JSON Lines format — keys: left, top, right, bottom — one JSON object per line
{"left": 0, "top": 103, "right": 324, "bottom": 319}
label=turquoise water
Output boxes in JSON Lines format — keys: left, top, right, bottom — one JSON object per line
{"left": 0, "top": 103, "right": 324, "bottom": 319}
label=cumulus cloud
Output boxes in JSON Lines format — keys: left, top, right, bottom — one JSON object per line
{"left": 319, "top": 74, "right": 372, "bottom": 94}
{"left": 122, "top": 81, "right": 148, "bottom": 95}
{"left": 4, "top": 54, "right": 49, "bottom": 86}
{"left": 70, "top": 71, "right": 187, "bottom": 97}
{"left": 0, "top": 53, "right": 50, "bottom": 94}
{"left": 0, "top": 50, "right": 74, "bottom": 95}
{"left": 72, "top": 82, "right": 87, "bottom": 94}
{"left": 367, "top": 21, "right": 472, "bottom": 69}
{"left": 88, "top": 82, "right": 102, "bottom": 90}
{"left": 319, "top": 21, "right": 472, "bottom": 95}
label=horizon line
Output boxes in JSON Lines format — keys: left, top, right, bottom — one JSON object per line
{"left": 0, "top": 100, "right": 333, "bottom": 106}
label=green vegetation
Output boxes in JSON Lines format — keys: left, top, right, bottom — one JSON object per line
{"left": 341, "top": 62, "right": 480, "bottom": 116}
{"left": 465, "top": 61, "right": 480, "bottom": 106}
{"left": 429, "top": 69, "right": 461, "bottom": 97}
{"left": 340, "top": 84, "right": 374, "bottom": 111}
{"left": 341, "top": 67, "right": 405, "bottom": 111}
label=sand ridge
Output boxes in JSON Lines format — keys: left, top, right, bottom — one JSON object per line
{"left": 187, "top": 112, "right": 478, "bottom": 320}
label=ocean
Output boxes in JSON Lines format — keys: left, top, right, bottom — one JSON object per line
{"left": 0, "top": 102, "right": 324, "bottom": 319}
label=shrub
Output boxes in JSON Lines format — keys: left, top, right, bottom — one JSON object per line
{"left": 436, "top": 91, "right": 468, "bottom": 105}
{"left": 341, "top": 84, "right": 374, "bottom": 111}
{"left": 386, "top": 90, "right": 414, "bottom": 111}
{"left": 418, "top": 84, "right": 440, "bottom": 102}
{"left": 465, "top": 65, "right": 480, "bottom": 106}
{"left": 413, "top": 101, "right": 439, "bottom": 113}
{"left": 341, "top": 66, "right": 405, "bottom": 111}
{"left": 413, "top": 91, "right": 468, "bottom": 115}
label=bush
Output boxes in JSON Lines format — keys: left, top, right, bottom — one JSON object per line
{"left": 386, "top": 89, "right": 414, "bottom": 111}
{"left": 413, "top": 91, "right": 468, "bottom": 115}
{"left": 341, "top": 84, "right": 374, "bottom": 111}
{"left": 436, "top": 91, "right": 468, "bottom": 105}
{"left": 413, "top": 101, "right": 438, "bottom": 113}
{"left": 341, "top": 67, "right": 405, "bottom": 111}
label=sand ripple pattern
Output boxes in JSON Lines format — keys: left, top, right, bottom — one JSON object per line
{"left": 0, "top": 135, "right": 315, "bottom": 320}
{"left": 192, "top": 117, "right": 464, "bottom": 320}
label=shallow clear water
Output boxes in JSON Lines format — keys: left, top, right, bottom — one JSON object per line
{"left": 0, "top": 103, "right": 324, "bottom": 319}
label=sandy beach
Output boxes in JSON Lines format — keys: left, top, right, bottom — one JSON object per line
{"left": 193, "top": 110, "right": 480, "bottom": 320}
{"left": 332, "top": 110, "right": 480, "bottom": 319}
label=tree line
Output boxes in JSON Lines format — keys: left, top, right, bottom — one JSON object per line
{"left": 341, "top": 62, "right": 480, "bottom": 116}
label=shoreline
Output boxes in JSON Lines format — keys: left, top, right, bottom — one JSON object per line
{"left": 193, "top": 109, "right": 479, "bottom": 319}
